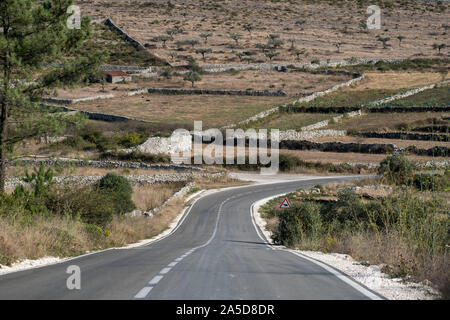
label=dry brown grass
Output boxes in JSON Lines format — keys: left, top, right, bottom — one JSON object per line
{"left": 309, "top": 136, "right": 450, "bottom": 149}
{"left": 131, "top": 183, "right": 183, "bottom": 211}
{"left": 281, "top": 149, "right": 445, "bottom": 165}
{"left": 107, "top": 197, "right": 186, "bottom": 246}
{"left": 0, "top": 173, "right": 248, "bottom": 266}
{"left": 330, "top": 232, "right": 449, "bottom": 297}
{"left": 344, "top": 72, "right": 450, "bottom": 91}
{"left": 52, "top": 70, "right": 351, "bottom": 98}
{"left": 73, "top": 93, "right": 289, "bottom": 128}
{"left": 0, "top": 216, "right": 96, "bottom": 265}
{"left": 326, "top": 112, "right": 450, "bottom": 132}
{"left": 6, "top": 165, "right": 178, "bottom": 179}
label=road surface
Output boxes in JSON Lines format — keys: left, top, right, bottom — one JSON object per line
{"left": 0, "top": 176, "right": 384, "bottom": 300}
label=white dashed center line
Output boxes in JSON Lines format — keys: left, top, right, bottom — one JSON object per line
{"left": 160, "top": 267, "right": 172, "bottom": 274}
{"left": 149, "top": 275, "right": 164, "bottom": 285}
{"left": 134, "top": 286, "right": 153, "bottom": 299}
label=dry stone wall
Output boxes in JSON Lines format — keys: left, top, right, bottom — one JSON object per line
{"left": 147, "top": 88, "right": 287, "bottom": 96}
{"left": 353, "top": 132, "right": 450, "bottom": 142}
{"left": 6, "top": 158, "right": 202, "bottom": 172}
{"left": 5, "top": 172, "right": 224, "bottom": 190}
{"left": 222, "top": 75, "right": 365, "bottom": 129}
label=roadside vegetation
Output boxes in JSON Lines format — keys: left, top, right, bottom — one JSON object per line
{"left": 261, "top": 154, "right": 449, "bottom": 298}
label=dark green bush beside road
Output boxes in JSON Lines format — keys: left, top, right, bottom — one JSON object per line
{"left": 264, "top": 153, "right": 450, "bottom": 297}
{"left": 0, "top": 166, "right": 135, "bottom": 227}
{"left": 266, "top": 188, "right": 449, "bottom": 296}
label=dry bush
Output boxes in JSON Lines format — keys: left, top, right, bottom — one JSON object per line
{"left": 131, "top": 183, "right": 183, "bottom": 211}
{"left": 108, "top": 197, "right": 186, "bottom": 246}
{"left": 0, "top": 216, "right": 93, "bottom": 265}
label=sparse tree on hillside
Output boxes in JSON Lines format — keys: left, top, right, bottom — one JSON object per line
{"left": 265, "top": 51, "right": 279, "bottom": 61}
{"left": 432, "top": 43, "right": 446, "bottom": 54}
{"left": 397, "top": 35, "right": 405, "bottom": 47}
{"left": 377, "top": 37, "right": 391, "bottom": 49}
{"left": 230, "top": 33, "right": 242, "bottom": 45}
{"left": 293, "top": 49, "right": 304, "bottom": 60}
{"left": 335, "top": 41, "right": 342, "bottom": 53}
{"left": 184, "top": 71, "right": 202, "bottom": 87}
{"left": 256, "top": 43, "right": 270, "bottom": 53}
{"left": 155, "top": 35, "right": 173, "bottom": 48}
{"left": 200, "top": 32, "right": 213, "bottom": 44}
{"left": 166, "top": 28, "right": 181, "bottom": 37}
{"left": 196, "top": 48, "right": 212, "bottom": 62}
{"left": 0, "top": 0, "right": 106, "bottom": 192}
{"left": 168, "top": 51, "right": 178, "bottom": 61}
{"left": 187, "top": 39, "right": 199, "bottom": 48}
{"left": 241, "top": 56, "right": 256, "bottom": 64}
{"left": 288, "top": 38, "right": 296, "bottom": 49}
{"left": 243, "top": 24, "right": 254, "bottom": 37}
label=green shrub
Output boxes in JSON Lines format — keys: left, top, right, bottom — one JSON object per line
{"left": 118, "top": 132, "right": 147, "bottom": 148}
{"left": 378, "top": 154, "right": 415, "bottom": 185}
{"left": 413, "top": 172, "right": 449, "bottom": 191}
{"left": 98, "top": 173, "right": 132, "bottom": 194}
{"left": 273, "top": 202, "right": 322, "bottom": 246}
{"left": 46, "top": 186, "right": 116, "bottom": 227}
{"left": 98, "top": 173, "right": 135, "bottom": 215}
{"left": 278, "top": 154, "right": 302, "bottom": 172}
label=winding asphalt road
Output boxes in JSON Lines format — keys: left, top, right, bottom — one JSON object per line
{"left": 0, "top": 176, "right": 384, "bottom": 300}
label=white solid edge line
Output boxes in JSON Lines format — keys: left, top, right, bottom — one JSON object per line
{"left": 134, "top": 286, "right": 153, "bottom": 299}
{"left": 249, "top": 197, "right": 384, "bottom": 301}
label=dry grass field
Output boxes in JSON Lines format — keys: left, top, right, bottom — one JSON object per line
{"left": 73, "top": 93, "right": 291, "bottom": 128}
{"left": 281, "top": 149, "right": 444, "bottom": 165}
{"left": 78, "top": 0, "right": 449, "bottom": 66}
{"left": 343, "top": 71, "right": 450, "bottom": 91}
{"left": 326, "top": 112, "right": 450, "bottom": 132}
{"left": 51, "top": 69, "right": 352, "bottom": 98}
{"left": 309, "top": 136, "right": 450, "bottom": 149}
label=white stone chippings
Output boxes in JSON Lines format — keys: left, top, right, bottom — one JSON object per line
{"left": 0, "top": 257, "right": 64, "bottom": 275}
{"left": 298, "top": 251, "right": 440, "bottom": 300}
{"left": 279, "top": 130, "right": 347, "bottom": 140}
{"left": 253, "top": 198, "right": 441, "bottom": 300}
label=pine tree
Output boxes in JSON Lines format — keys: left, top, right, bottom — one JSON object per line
{"left": 0, "top": 0, "right": 107, "bottom": 192}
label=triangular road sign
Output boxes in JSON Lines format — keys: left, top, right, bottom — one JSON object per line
{"left": 280, "top": 198, "right": 291, "bottom": 209}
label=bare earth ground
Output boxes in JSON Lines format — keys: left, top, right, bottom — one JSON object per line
{"left": 191, "top": 145, "right": 444, "bottom": 166}
{"left": 309, "top": 136, "right": 450, "bottom": 149}
{"left": 51, "top": 71, "right": 352, "bottom": 98}
{"left": 78, "top": 0, "right": 449, "bottom": 65}
{"left": 281, "top": 149, "right": 444, "bottom": 165}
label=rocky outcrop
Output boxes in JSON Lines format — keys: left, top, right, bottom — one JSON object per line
{"left": 128, "top": 132, "right": 192, "bottom": 155}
